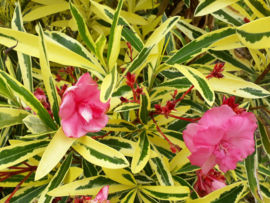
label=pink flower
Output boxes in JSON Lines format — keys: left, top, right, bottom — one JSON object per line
{"left": 194, "top": 169, "right": 226, "bottom": 197}
{"left": 59, "top": 73, "right": 110, "bottom": 138}
{"left": 222, "top": 96, "right": 246, "bottom": 115}
{"left": 183, "top": 105, "right": 257, "bottom": 173}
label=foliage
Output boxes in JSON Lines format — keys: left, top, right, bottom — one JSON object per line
{"left": 0, "top": 0, "right": 270, "bottom": 203}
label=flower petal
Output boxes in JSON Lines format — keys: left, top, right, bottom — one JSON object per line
{"left": 193, "top": 126, "right": 225, "bottom": 147}
{"left": 61, "top": 112, "right": 87, "bottom": 138}
{"left": 183, "top": 123, "right": 201, "bottom": 152}
{"left": 87, "top": 90, "right": 110, "bottom": 111}
{"left": 76, "top": 72, "right": 97, "bottom": 86}
{"left": 198, "top": 105, "right": 235, "bottom": 128}
{"left": 78, "top": 103, "right": 93, "bottom": 123}
{"left": 82, "top": 115, "right": 109, "bottom": 133}
{"left": 94, "top": 185, "right": 109, "bottom": 201}
{"left": 73, "top": 85, "right": 99, "bottom": 103}
{"left": 223, "top": 115, "right": 257, "bottom": 158}
{"left": 201, "top": 154, "right": 216, "bottom": 174}
{"left": 59, "top": 92, "right": 76, "bottom": 119}
{"left": 188, "top": 146, "right": 214, "bottom": 169}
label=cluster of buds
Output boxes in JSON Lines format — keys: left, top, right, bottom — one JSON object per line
{"left": 56, "top": 84, "right": 68, "bottom": 99}
{"left": 207, "top": 62, "right": 225, "bottom": 79}
{"left": 120, "top": 72, "right": 144, "bottom": 103}
{"left": 25, "top": 88, "right": 53, "bottom": 119}
{"left": 194, "top": 169, "right": 226, "bottom": 197}
{"left": 154, "top": 90, "right": 178, "bottom": 118}
{"left": 244, "top": 17, "right": 250, "bottom": 23}
{"left": 56, "top": 66, "right": 77, "bottom": 84}
{"left": 222, "top": 96, "right": 246, "bottom": 115}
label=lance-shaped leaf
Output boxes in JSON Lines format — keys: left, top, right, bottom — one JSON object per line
{"left": 173, "top": 176, "right": 199, "bottom": 200}
{"left": 244, "top": 0, "right": 270, "bottom": 18}
{"left": 82, "top": 159, "right": 98, "bottom": 178}
{"left": 12, "top": 3, "right": 33, "bottom": 92}
{"left": 258, "top": 119, "right": 270, "bottom": 159}
{"left": 99, "top": 136, "right": 136, "bottom": 157}
{"left": 90, "top": 0, "right": 144, "bottom": 52}
{"left": 120, "top": 189, "right": 137, "bottom": 203}
{"left": 46, "top": 31, "right": 105, "bottom": 77}
{"left": 209, "top": 77, "right": 270, "bottom": 98}
{"left": 36, "top": 23, "right": 61, "bottom": 125}
{"left": 162, "top": 14, "right": 176, "bottom": 54}
{"left": 0, "top": 127, "right": 13, "bottom": 147}
{"left": 107, "top": 0, "right": 123, "bottom": 71}
{"left": 0, "top": 108, "right": 30, "bottom": 129}
{"left": 208, "top": 50, "right": 256, "bottom": 74}
{"left": 0, "top": 172, "right": 50, "bottom": 187}
{"left": 114, "top": 103, "right": 140, "bottom": 113}
{"left": 103, "top": 168, "right": 137, "bottom": 186}
{"left": 138, "top": 190, "right": 159, "bottom": 203}
{"left": 118, "top": 16, "right": 179, "bottom": 86}
{"left": 141, "top": 185, "right": 190, "bottom": 201}
{"left": 0, "top": 139, "right": 49, "bottom": 170}
{"left": 173, "top": 64, "right": 215, "bottom": 106}
{"left": 23, "top": 115, "right": 52, "bottom": 134}
{"left": 72, "top": 135, "right": 129, "bottom": 169}
{"left": 0, "top": 184, "right": 47, "bottom": 203}
{"left": 139, "top": 87, "right": 150, "bottom": 126}
{"left": 0, "top": 70, "right": 57, "bottom": 130}
{"left": 185, "top": 181, "right": 247, "bottom": 203}
{"left": 95, "top": 34, "right": 106, "bottom": 67}
{"left": 69, "top": 2, "right": 96, "bottom": 54}
{"left": 237, "top": 16, "right": 270, "bottom": 49}
{"left": 131, "top": 131, "right": 151, "bottom": 173}
{"left": 165, "top": 27, "right": 236, "bottom": 65}
{"left": 0, "top": 28, "right": 105, "bottom": 79}
{"left": 63, "top": 167, "right": 83, "bottom": 184}
{"left": 23, "top": 3, "right": 69, "bottom": 21}
{"left": 149, "top": 148, "right": 174, "bottom": 186}
{"left": 100, "top": 64, "right": 118, "bottom": 103}
{"left": 35, "top": 127, "right": 76, "bottom": 181}
{"left": 245, "top": 134, "right": 264, "bottom": 203}
{"left": 212, "top": 6, "right": 246, "bottom": 26}
{"left": 194, "top": 0, "right": 239, "bottom": 16}
{"left": 38, "top": 152, "right": 73, "bottom": 203}
{"left": 48, "top": 175, "right": 133, "bottom": 196}
{"left": 102, "top": 119, "right": 137, "bottom": 132}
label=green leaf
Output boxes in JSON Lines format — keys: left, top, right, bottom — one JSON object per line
{"left": 131, "top": 131, "right": 151, "bottom": 174}
{"left": 82, "top": 159, "right": 98, "bottom": 178}
{"left": 258, "top": 119, "right": 270, "bottom": 159}
{"left": 69, "top": 2, "right": 96, "bottom": 54}
{"left": 0, "top": 70, "right": 57, "bottom": 130}
{"left": 139, "top": 87, "right": 151, "bottom": 126}
{"left": 100, "top": 64, "right": 118, "bottom": 103}
{"left": 244, "top": 135, "right": 264, "bottom": 203}
{"left": 36, "top": 23, "right": 61, "bottom": 125}
{"left": 0, "top": 184, "right": 47, "bottom": 203}
{"left": 165, "top": 27, "right": 236, "bottom": 65}
{"left": 244, "top": 0, "right": 270, "bottom": 18}
{"left": 38, "top": 152, "right": 73, "bottom": 203}
{"left": 12, "top": 3, "right": 33, "bottom": 92}
{"left": 23, "top": 115, "right": 52, "bottom": 134}
{"left": 0, "top": 108, "right": 30, "bottom": 129}
{"left": 48, "top": 175, "right": 131, "bottom": 196}
{"left": 0, "top": 139, "right": 49, "bottom": 170}
{"left": 73, "top": 136, "right": 129, "bottom": 169}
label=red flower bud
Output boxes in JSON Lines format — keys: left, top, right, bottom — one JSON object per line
{"left": 244, "top": 17, "right": 250, "bottom": 23}
{"left": 120, "top": 96, "right": 129, "bottom": 103}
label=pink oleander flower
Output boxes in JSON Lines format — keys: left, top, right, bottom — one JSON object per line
{"left": 59, "top": 73, "right": 110, "bottom": 138}
{"left": 194, "top": 169, "right": 226, "bottom": 197}
{"left": 71, "top": 186, "right": 110, "bottom": 203}
{"left": 183, "top": 104, "right": 257, "bottom": 173}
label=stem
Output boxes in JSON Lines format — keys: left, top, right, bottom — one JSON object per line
{"left": 4, "top": 170, "right": 34, "bottom": 203}
{"left": 150, "top": 114, "right": 180, "bottom": 153}
{"left": 249, "top": 106, "right": 270, "bottom": 115}
{"left": 175, "top": 85, "right": 194, "bottom": 103}
{"left": 168, "top": 114, "right": 201, "bottom": 122}
{"left": 92, "top": 131, "right": 113, "bottom": 139}
{"left": 255, "top": 63, "right": 270, "bottom": 84}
